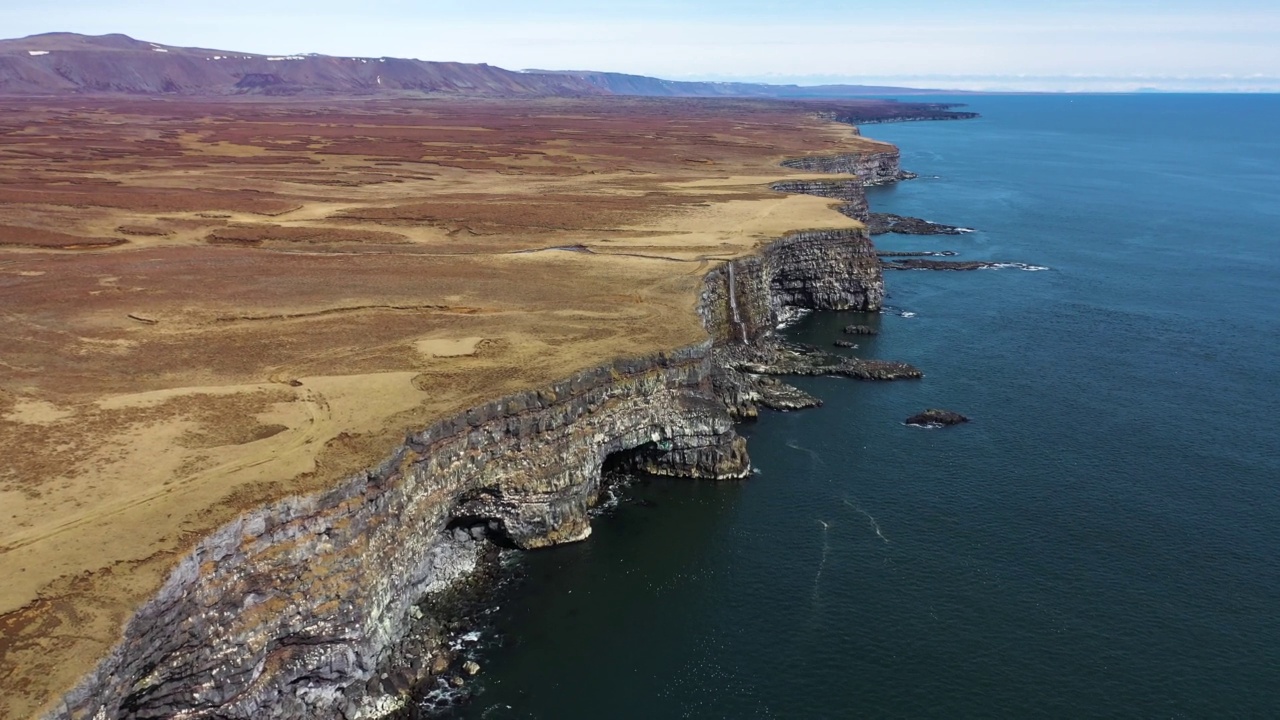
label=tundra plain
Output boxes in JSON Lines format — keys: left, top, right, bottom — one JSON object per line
{"left": 0, "top": 96, "right": 895, "bottom": 718}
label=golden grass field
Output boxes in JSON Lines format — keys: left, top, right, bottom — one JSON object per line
{"left": 0, "top": 96, "right": 884, "bottom": 718}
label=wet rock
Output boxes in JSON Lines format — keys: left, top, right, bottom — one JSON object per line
{"left": 867, "top": 213, "right": 971, "bottom": 236}
{"left": 450, "top": 676, "right": 466, "bottom": 688}
{"left": 719, "top": 339, "right": 921, "bottom": 389}
{"left": 462, "top": 661, "right": 481, "bottom": 676}
{"left": 877, "top": 250, "right": 958, "bottom": 257}
{"left": 843, "top": 324, "right": 878, "bottom": 336}
{"left": 833, "top": 340, "right": 857, "bottom": 348}
{"left": 429, "top": 655, "right": 451, "bottom": 676}
{"left": 882, "top": 259, "right": 1001, "bottom": 271}
{"left": 905, "top": 409, "right": 970, "bottom": 427}
{"left": 754, "top": 377, "right": 822, "bottom": 411}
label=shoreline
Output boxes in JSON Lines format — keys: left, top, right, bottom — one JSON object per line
{"left": 28, "top": 109, "right": 962, "bottom": 720}
{"left": 390, "top": 117, "right": 960, "bottom": 717}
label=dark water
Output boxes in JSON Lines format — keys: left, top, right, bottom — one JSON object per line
{"left": 444, "top": 95, "right": 1280, "bottom": 718}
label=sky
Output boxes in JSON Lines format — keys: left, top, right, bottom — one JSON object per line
{"left": 4, "top": 0, "right": 1279, "bottom": 91}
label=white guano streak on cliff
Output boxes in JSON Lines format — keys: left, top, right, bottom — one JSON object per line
{"left": 727, "top": 261, "right": 747, "bottom": 344}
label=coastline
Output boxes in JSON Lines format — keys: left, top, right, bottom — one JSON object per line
{"left": 23, "top": 108, "right": 962, "bottom": 720}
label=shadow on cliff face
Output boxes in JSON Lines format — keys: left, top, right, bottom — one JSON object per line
{"left": 444, "top": 515, "right": 519, "bottom": 550}
{"left": 600, "top": 441, "right": 663, "bottom": 477}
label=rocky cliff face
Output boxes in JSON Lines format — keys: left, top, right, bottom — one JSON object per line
{"left": 44, "top": 223, "right": 883, "bottom": 720}
{"left": 780, "top": 150, "right": 915, "bottom": 185}
{"left": 769, "top": 179, "right": 869, "bottom": 222}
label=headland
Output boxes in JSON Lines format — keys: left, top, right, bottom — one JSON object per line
{"left": 0, "top": 95, "right": 966, "bottom": 719}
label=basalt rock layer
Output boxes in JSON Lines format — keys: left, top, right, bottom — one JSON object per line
{"left": 780, "top": 150, "right": 916, "bottom": 186}
{"left": 768, "top": 179, "right": 868, "bottom": 221}
{"left": 44, "top": 224, "right": 885, "bottom": 719}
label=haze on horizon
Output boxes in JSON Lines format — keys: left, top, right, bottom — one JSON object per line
{"left": 4, "top": 0, "right": 1278, "bottom": 92}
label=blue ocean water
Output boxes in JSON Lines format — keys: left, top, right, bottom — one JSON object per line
{"left": 448, "top": 95, "right": 1280, "bottom": 718}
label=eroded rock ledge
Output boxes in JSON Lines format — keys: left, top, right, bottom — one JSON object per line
{"left": 45, "top": 210, "right": 895, "bottom": 718}
{"left": 780, "top": 151, "right": 917, "bottom": 185}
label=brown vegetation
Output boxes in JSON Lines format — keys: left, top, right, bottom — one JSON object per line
{"left": 0, "top": 95, "right": 892, "bottom": 719}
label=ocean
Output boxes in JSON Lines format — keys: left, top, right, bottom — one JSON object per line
{"left": 435, "top": 94, "right": 1280, "bottom": 718}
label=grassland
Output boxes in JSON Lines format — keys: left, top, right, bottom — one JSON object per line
{"left": 0, "top": 95, "right": 887, "bottom": 718}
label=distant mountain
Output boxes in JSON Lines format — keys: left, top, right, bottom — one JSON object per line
{"left": 0, "top": 33, "right": 606, "bottom": 97}
{"left": 526, "top": 70, "right": 955, "bottom": 98}
{"left": 0, "top": 32, "right": 948, "bottom": 100}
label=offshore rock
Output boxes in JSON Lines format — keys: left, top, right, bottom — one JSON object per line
{"left": 754, "top": 377, "right": 823, "bottom": 412}
{"left": 883, "top": 259, "right": 1048, "bottom": 272}
{"left": 883, "top": 259, "right": 1002, "bottom": 270}
{"left": 721, "top": 338, "right": 921, "bottom": 392}
{"left": 843, "top": 324, "right": 878, "bottom": 336}
{"left": 866, "top": 213, "right": 971, "bottom": 236}
{"left": 905, "top": 409, "right": 970, "bottom": 428}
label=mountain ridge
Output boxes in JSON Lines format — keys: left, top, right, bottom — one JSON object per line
{"left": 0, "top": 32, "right": 956, "bottom": 99}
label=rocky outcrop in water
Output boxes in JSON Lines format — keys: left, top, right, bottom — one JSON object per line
{"left": 883, "top": 258, "right": 1001, "bottom": 270}
{"left": 773, "top": 154, "right": 979, "bottom": 242}
{"left": 844, "top": 324, "right": 878, "bottom": 336}
{"left": 731, "top": 340, "right": 921, "bottom": 381}
{"left": 905, "top": 409, "right": 970, "bottom": 427}
{"left": 882, "top": 259, "right": 1046, "bottom": 271}
{"left": 713, "top": 338, "right": 921, "bottom": 421}
{"left": 866, "top": 213, "right": 971, "bottom": 236}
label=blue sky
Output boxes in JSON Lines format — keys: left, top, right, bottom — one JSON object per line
{"left": 5, "top": 0, "right": 1279, "bottom": 90}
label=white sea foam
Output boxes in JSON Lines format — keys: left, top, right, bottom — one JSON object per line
{"left": 843, "top": 498, "right": 890, "bottom": 543}
{"left": 900, "top": 311, "right": 917, "bottom": 318}
{"left": 813, "top": 519, "right": 831, "bottom": 598}
{"left": 980, "top": 262, "right": 1050, "bottom": 271}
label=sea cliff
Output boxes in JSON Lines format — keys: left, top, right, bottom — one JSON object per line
{"left": 41, "top": 139, "right": 899, "bottom": 720}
